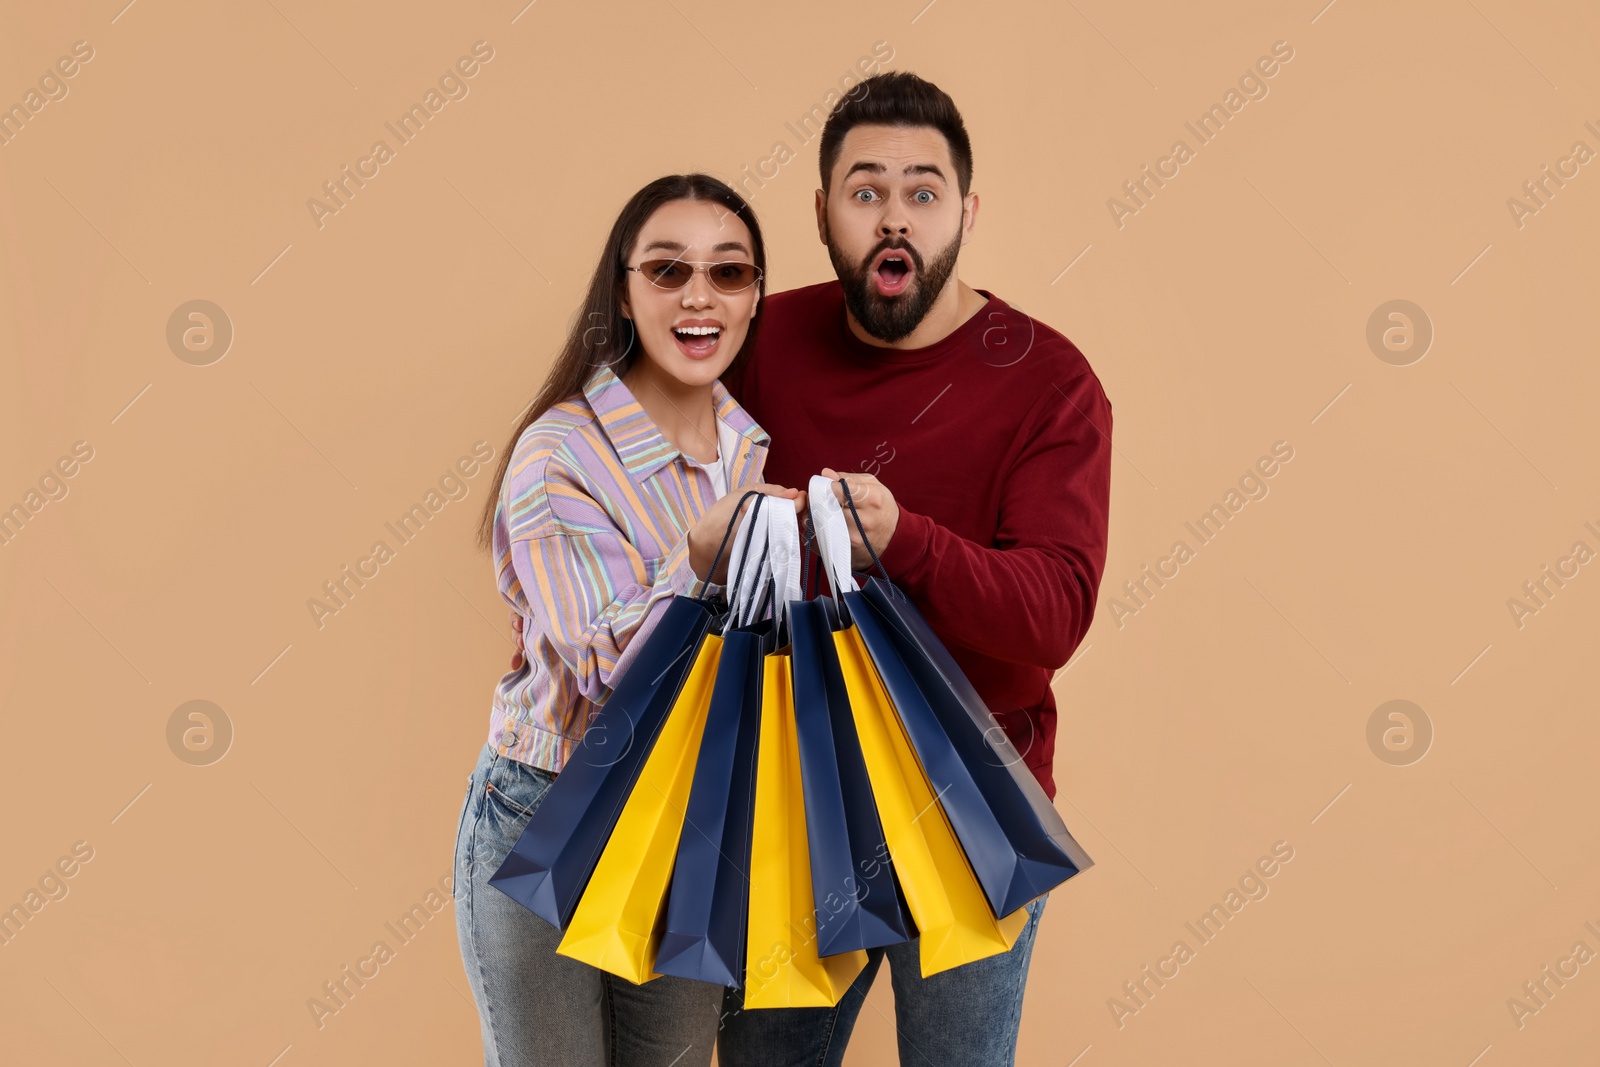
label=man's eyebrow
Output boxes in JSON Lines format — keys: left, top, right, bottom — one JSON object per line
{"left": 842, "top": 161, "right": 948, "bottom": 183}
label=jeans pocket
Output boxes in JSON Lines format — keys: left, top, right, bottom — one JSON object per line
{"left": 475, "top": 754, "right": 556, "bottom": 865}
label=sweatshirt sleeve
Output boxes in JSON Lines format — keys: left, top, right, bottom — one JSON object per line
{"left": 871, "top": 372, "right": 1113, "bottom": 669}
{"left": 509, "top": 450, "right": 719, "bottom": 706}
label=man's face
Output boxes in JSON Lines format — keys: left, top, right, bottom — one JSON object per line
{"left": 817, "top": 124, "right": 974, "bottom": 344}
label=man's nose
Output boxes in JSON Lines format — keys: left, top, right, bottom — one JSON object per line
{"left": 877, "top": 206, "right": 909, "bottom": 236}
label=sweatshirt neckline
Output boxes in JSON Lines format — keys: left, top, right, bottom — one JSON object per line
{"left": 836, "top": 288, "right": 1000, "bottom": 365}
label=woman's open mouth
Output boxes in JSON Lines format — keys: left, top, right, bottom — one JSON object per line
{"left": 672, "top": 323, "right": 723, "bottom": 359}
{"left": 870, "top": 248, "right": 915, "bottom": 297}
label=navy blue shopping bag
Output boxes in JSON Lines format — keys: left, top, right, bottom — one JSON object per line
{"left": 833, "top": 481, "right": 1094, "bottom": 919}
{"left": 789, "top": 525, "right": 912, "bottom": 958}
{"left": 487, "top": 490, "right": 768, "bottom": 931}
{"left": 653, "top": 616, "right": 772, "bottom": 987}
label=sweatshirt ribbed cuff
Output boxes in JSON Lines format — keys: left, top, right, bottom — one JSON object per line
{"left": 873, "top": 504, "right": 935, "bottom": 587}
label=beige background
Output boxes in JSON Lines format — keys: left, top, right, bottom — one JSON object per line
{"left": 3, "top": 0, "right": 1598, "bottom": 1063}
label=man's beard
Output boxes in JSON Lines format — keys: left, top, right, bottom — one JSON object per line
{"left": 827, "top": 228, "right": 962, "bottom": 345}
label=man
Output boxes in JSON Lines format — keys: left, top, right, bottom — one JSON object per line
{"left": 720, "top": 69, "right": 1112, "bottom": 1067}
{"left": 513, "top": 72, "right": 1112, "bottom": 1065}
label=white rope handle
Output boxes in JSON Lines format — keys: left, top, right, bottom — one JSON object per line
{"left": 765, "top": 494, "right": 803, "bottom": 631}
{"left": 807, "top": 474, "right": 859, "bottom": 599}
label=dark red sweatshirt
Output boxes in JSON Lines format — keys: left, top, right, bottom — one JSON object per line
{"left": 724, "top": 280, "right": 1113, "bottom": 800}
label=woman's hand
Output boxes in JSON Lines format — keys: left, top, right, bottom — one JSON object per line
{"left": 687, "top": 482, "right": 807, "bottom": 586}
{"left": 506, "top": 483, "right": 809, "bottom": 666}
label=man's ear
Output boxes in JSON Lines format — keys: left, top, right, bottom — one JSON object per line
{"left": 814, "top": 188, "right": 828, "bottom": 244}
{"left": 960, "top": 191, "right": 980, "bottom": 246}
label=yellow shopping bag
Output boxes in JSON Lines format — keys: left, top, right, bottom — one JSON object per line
{"left": 835, "top": 627, "right": 1029, "bottom": 977}
{"left": 556, "top": 634, "right": 723, "bottom": 984}
{"left": 743, "top": 648, "right": 868, "bottom": 1007}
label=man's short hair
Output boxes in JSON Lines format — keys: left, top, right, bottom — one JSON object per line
{"left": 818, "top": 72, "right": 974, "bottom": 198}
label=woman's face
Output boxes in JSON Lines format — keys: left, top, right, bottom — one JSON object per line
{"left": 620, "top": 198, "right": 760, "bottom": 387}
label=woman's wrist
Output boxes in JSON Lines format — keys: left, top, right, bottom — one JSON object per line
{"left": 687, "top": 527, "right": 715, "bottom": 583}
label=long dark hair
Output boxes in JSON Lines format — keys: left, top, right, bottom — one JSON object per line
{"left": 475, "top": 173, "right": 768, "bottom": 552}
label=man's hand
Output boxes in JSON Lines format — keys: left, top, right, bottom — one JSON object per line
{"left": 819, "top": 466, "right": 899, "bottom": 572}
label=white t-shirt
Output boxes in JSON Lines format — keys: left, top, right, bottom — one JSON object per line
{"left": 687, "top": 416, "right": 740, "bottom": 499}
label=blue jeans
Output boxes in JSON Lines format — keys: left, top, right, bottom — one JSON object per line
{"left": 716, "top": 894, "right": 1049, "bottom": 1067}
{"left": 452, "top": 741, "right": 724, "bottom": 1066}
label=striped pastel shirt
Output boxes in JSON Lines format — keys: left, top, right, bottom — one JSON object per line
{"left": 487, "top": 362, "right": 771, "bottom": 773}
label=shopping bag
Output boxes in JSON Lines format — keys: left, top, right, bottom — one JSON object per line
{"left": 554, "top": 631, "right": 721, "bottom": 982}
{"left": 849, "top": 579, "right": 1093, "bottom": 917}
{"left": 652, "top": 620, "right": 770, "bottom": 986}
{"left": 743, "top": 498, "right": 868, "bottom": 1008}
{"left": 487, "top": 489, "right": 771, "bottom": 930}
{"left": 830, "top": 477, "right": 1095, "bottom": 919}
{"left": 835, "top": 623, "right": 1029, "bottom": 976}
{"left": 655, "top": 498, "right": 781, "bottom": 988}
{"left": 789, "top": 480, "right": 911, "bottom": 957}
{"left": 744, "top": 646, "right": 870, "bottom": 1007}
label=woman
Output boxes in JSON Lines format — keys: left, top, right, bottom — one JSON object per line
{"left": 455, "top": 174, "right": 806, "bottom": 1066}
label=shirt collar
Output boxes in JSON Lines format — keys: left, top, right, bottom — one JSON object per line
{"left": 582, "top": 361, "right": 770, "bottom": 482}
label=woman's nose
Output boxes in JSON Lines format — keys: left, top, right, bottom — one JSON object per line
{"left": 681, "top": 275, "right": 714, "bottom": 308}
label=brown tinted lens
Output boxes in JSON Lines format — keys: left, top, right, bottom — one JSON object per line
{"left": 639, "top": 259, "right": 692, "bottom": 288}
{"left": 708, "top": 262, "right": 758, "bottom": 293}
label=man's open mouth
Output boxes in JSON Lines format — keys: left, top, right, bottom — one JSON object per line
{"left": 870, "top": 248, "right": 915, "bottom": 297}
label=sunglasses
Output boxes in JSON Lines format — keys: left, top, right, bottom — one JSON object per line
{"left": 626, "top": 259, "right": 763, "bottom": 294}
